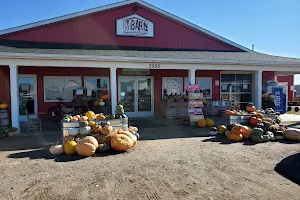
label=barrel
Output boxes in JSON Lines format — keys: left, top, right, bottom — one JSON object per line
{"left": 0, "top": 109, "right": 10, "bottom": 126}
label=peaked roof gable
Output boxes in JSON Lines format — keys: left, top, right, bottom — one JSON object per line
{"left": 0, "top": 0, "right": 251, "bottom": 52}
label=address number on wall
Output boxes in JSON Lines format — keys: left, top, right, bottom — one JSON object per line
{"left": 149, "top": 64, "right": 160, "bottom": 69}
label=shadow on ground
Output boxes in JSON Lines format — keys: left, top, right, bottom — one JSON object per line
{"left": 202, "top": 136, "right": 299, "bottom": 146}
{"left": 7, "top": 147, "right": 126, "bottom": 162}
{"left": 274, "top": 153, "right": 300, "bottom": 185}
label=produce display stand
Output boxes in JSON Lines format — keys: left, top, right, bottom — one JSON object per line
{"left": 61, "top": 118, "right": 128, "bottom": 139}
{"left": 187, "top": 84, "right": 204, "bottom": 127}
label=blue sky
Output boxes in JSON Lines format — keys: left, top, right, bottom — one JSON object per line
{"left": 1, "top": 0, "right": 300, "bottom": 82}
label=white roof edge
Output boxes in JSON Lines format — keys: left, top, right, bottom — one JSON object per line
{"left": 0, "top": 52, "right": 299, "bottom": 66}
{"left": 0, "top": 0, "right": 252, "bottom": 52}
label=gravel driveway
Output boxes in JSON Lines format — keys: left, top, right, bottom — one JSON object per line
{"left": 0, "top": 134, "right": 299, "bottom": 200}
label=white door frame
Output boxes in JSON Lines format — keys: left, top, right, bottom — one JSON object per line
{"left": 118, "top": 76, "right": 154, "bottom": 117}
{"left": 18, "top": 74, "right": 38, "bottom": 122}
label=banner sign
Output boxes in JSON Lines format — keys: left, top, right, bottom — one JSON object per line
{"left": 190, "top": 115, "right": 204, "bottom": 122}
{"left": 116, "top": 14, "right": 154, "bottom": 37}
{"left": 188, "top": 93, "right": 203, "bottom": 100}
{"left": 189, "top": 100, "right": 203, "bottom": 107}
{"left": 188, "top": 108, "right": 203, "bottom": 115}
{"left": 273, "top": 87, "right": 285, "bottom": 114}
{"left": 186, "top": 84, "right": 200, "bottom": 91}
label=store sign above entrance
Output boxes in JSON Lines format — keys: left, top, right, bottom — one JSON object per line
{"left": 116, "top": 14, "right": 154, "bottom": 37}
{"left": 122, "top": 69, "right": 150, "bottom": 75}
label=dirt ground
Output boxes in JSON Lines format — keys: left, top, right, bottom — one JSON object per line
{"left": 0, "top": 134, "right": 299, "bottom": 200}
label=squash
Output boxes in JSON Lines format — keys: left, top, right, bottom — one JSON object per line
{"left": 241, "top": 126, "right": 252, "bottom": 139}
{"left": 63, "top": 136, "right": 74, "bottom": 143}
{"left": 88, "top": 121, "right": 96, "bottom": 127}
{"left": 85, "top": 111, "right": 95, "bottom": 119}
{"left": 284, "top": 128, "right": 300, "bottom": 140}
{"left": 99, "top": 101, "right": 105, "bottom": 106}
{"left": 92, "top": 124, "right": 102, "bottom": 134}
{"left": 49, "top": 144, "right": 64, "bottom": 155}
{"left": 111, "top": 133, "right": 135, "bottom": 152}
{"left": 79, "top": 121, "right": 88, "bottom": 127}
{"left": 94, "top": 134, "right": 111, "bottom": 145}
{"left": 263, "top": 118, "right": 274, "bottom": 123}
{"left": 0, "top": 102, "right": 8, "bottom": 109}
{"left": 68, "top": 128, "right": 80, "bottom": 136}
{"left": 95, "top": 114, "right": 106, "bottom": 120}
{"left": 226, "top": 131, "right": 243, "bottom": 141}
{"left": 71, "top": 116, "right": 79, "bottom": 122}
{"left": 226, "top": 110, "right": 235, "bottom": 115}
{"left": 197, "top": 119, "right": 206, "bottom": 128}
{"left": 88, "top": 116, "right": 95, "bottom": 121}
{"left": 134, "top": 132, "right": 140, "bottom": 140}
{"left": 269, "top": 124, "right": 280, "bottom": 133}
{"left": 98, "top": 143, "right": 111, "bottom": 152}
{"left": 76, "top": 136, "right": 99, "bottom": 156}
{"left": 266, "top": 131, "right": 275, "bottom": 141}
{"left": 101, "top": 94, "right": 110, "bottom": 100}
{"left": 205, "top": 118, "right": 214, "bottom": 127}
{"left": 252, "top": 127, "right": 264, "bottom": 136}
{"left": 217, "top": 125, "right": 227, "bottom": 134}
{"left": 102, "top": 125, "right": 113, "bottom": 135}
{"left": 231, "top": 125, "right": 243, "bottom": 135}
{"left": 250, "top": 117, "right": 262, "bottom": 126}
{"left": 80, "top": 126, "right": 92, "bottom": 135}
{"left": 257, "top": 113, "right": 264, "bottom": 119}
{"left": 64, "top": 141, "right": 77, "bottom": 155}
{"left": 79, "top": 116, "right": 88, "bottom": 122}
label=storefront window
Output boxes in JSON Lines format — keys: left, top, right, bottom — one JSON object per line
{"left": 184, "top": 77, "right": 212, "bottom": 99}
{"left": 44, "top": 76, "right": 82, "bottom": 102}
{"left": 162, "top": 77, "right": 183, "bottom": 96}
{"left": 84, "top": 77, "right": 109, "bottom": 99}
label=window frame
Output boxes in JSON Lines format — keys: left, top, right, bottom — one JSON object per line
{"left": 184, "top": 77, "right": 213, "bottom": 99}
{"left": 43, "top": 76, "right": 82, "bottom": 102}
{"left": 83, "top": 76, "right": 110, "bottom": 98}
{"left": 161, "top": 77, "right": 184, "bottom": 97}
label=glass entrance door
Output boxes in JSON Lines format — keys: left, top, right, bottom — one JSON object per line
{"left": 18, "top": 75, "right": 37, "bottom": 122}
{"left": 119, "top": 77, "right": 154, "bottom": 117}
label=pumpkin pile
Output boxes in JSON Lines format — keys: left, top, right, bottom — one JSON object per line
{"left": 225, "top": 102, "right": 280, "bottom": 116}
{"left": 197, "top": 118, "right": 215, "bottom": 128}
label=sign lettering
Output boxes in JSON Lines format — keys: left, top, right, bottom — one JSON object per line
{"left": 186, "top": 84, "right": 200, "bottom": 91}
{"left": 149, "top": 64, "right": 160, "bottom": 69}
{"left": 116, "top": 14, "right": 154, "bottom": 37}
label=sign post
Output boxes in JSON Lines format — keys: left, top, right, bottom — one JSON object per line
{"left": 187, "top": 84, "right": 204, "bottom": 126}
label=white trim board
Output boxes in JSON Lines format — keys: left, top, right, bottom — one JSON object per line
{"left": 0, "top": 0, "right": 251, "bottom": 52}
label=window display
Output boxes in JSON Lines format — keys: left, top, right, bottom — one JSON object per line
{"left": 84, "top": 77, "right": 109, "bottom": 99}
{"left": 44, "top": 76, "right": 82, "bottom": 101}
{"left": 184, "top": 77, "right": 212, "bottom": 99}
{"left": 162, "top": 77, "right": 183, "bottom": 96}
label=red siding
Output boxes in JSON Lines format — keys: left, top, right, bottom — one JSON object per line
{"left": 262, "top": 71, "right": 275, "bottom": 82}
{"left": 0, "top": 66, "right": 10, "bottom": 112}
{"left": 277, "top": 75, "right": 294, "bottom": 101}
{"left": 1, "top": 4, "right": 243, "bottom": 51}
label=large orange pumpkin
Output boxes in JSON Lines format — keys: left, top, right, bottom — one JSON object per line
{"left": 226, "top": 131, "right": 243, "bottom": 141}
{"left": 111, "top": 133, "right": 135, "bottom": 152}
{"left": 197, "top": 119, "right": 206, "bottom": 128}
{"left": 241, "top": 126, "right": 252, "bottom": 139}
{"left": 250, "top": 117, "right": 262, "bottom": 126}
{"left": 76, "top": 136, "right": 99, "bottom": 156}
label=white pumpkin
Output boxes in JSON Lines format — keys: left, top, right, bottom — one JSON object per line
{"left": 80, "top": 126, "right": 92, "bottom": 135}
{"left": 68, "top": 128, "right": 80, "bottom": 136}
{"left": 99, "top": 101, "right": 105, "bottom": 106}
{"left": 49, "top": 144, "right": 64, "bottom": 155}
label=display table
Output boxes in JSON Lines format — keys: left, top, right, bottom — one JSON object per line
{"left": 226, "top": 113, "right": 277, "bottom": 126}
{"left": 61, "top": 118, "right": 128, "bottom": 138}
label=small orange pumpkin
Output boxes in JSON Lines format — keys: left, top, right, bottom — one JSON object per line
{"left": 241, "top": 126, "right": 252, "bottom": 139}
{"left": 226, "top": 110, "right": 235, "bottom": 115}
{"left": 257, "top": 113, "right": 264, "bottom": 119}
{"left": 250, "top": 117, "right": 262, "bottom": 126}
{"left": 197, "top": 119, "right": 206, "bottom": 128}
{"left": 246, "top": 105, "right": 256, "bottom": 112}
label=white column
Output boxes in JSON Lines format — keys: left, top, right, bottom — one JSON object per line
{"left": 254, "top": 70, "right": 263, "bottom": 110}
{"left": 110, "top": 67, "right": 117, "bottom": 114}
{"left": 188, "top": 69, "right": 196, "bottom": 84}
{"left": 9, "top": 64, "right": 20, "bottom": 133}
